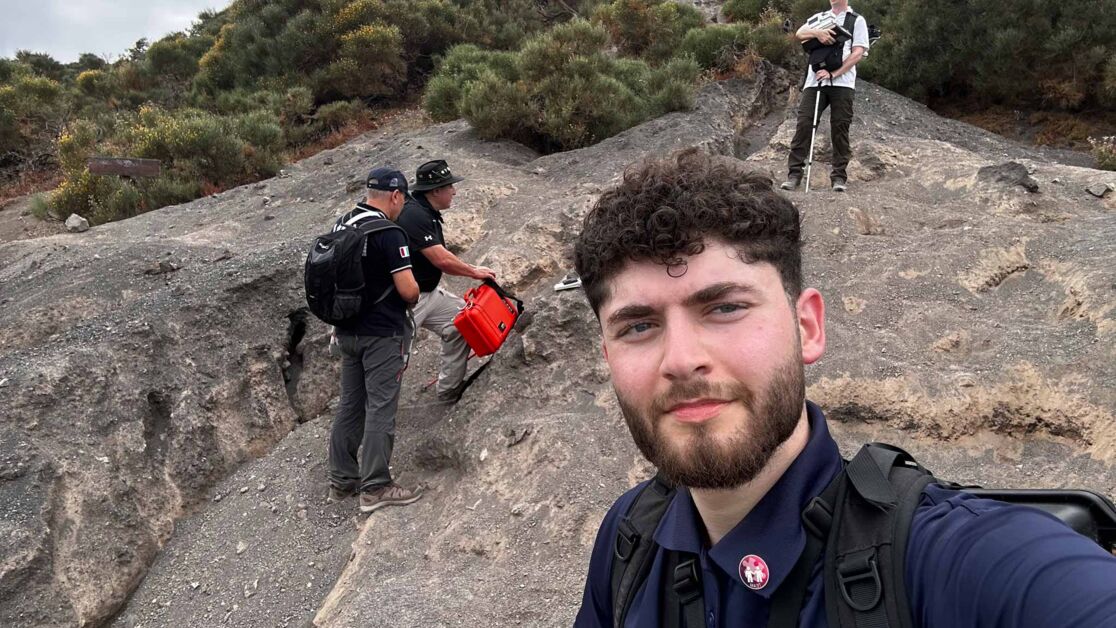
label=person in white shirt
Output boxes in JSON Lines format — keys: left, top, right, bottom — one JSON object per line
{"left": 781, "top": 0, "right": 869, "bottom": 193}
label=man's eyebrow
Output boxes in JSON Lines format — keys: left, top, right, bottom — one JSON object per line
{"left": 682, "top": 282, "right": 758, "bottom": 307}
{"left": 605, "top": 304, "right": 656, "bottom": 327}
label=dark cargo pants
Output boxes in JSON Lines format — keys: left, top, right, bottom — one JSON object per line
{"left": 787, "top": 85, "right": 855, "bottom": 182}
{"left": 328, "top": 333, "right": 406, "bottom": 493}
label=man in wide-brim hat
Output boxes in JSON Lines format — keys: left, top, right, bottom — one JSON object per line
{"left": 397, "top": 159, "right": 497, "bottom": 403}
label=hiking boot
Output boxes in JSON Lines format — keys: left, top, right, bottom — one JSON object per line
{"left": 359, "top": 483, "right": 423, "bottom": 513}
{"left": 327, "top": 485, "right": 355, "bottom": 503}
{"left": 831, "top": 178, "right": 847, "bottom": 192}
{"left": 780, "top": 176, "right": 802, "bottom": 191}
{"left": 436, "top": 381, "right": 467, "bottom": 404}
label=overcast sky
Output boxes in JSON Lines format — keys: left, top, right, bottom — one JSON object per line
{"left": 1, "top": 0, "right": 231, "bottom": 63}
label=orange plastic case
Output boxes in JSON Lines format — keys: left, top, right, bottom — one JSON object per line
{"left": 453, "top": 283, "right": 521, "bottom": 357}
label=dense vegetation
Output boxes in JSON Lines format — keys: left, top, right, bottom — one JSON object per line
{"left": 0, "top": 0, "right": 600, "bottom": 222}
{"left": 2, "top": 0, "right": 1115, "bottom": 226}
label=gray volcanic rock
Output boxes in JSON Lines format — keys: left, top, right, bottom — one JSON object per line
{"left": 3, "top": 61, "right": 1116, "bottom": 628}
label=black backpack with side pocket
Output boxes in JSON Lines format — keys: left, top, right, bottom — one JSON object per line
{"left": 609, "top": 442, "right": 1116, "bottom": 628}
{"left": 304, "top": 213, "right": 405, "bottom": 325}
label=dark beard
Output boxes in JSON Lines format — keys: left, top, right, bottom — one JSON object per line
{"left": 616, "top": 359, "right": 804, "bottom": 490}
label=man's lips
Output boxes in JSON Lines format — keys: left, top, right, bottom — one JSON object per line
{"left": 665, "top": 399, "right": 730, "bottom": 423}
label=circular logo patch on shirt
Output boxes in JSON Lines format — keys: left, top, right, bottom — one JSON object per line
{"left": 738, "top": 554, "right": 770, "bottom": 590}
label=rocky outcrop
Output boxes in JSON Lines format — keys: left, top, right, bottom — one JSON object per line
{"left": 3, "top": 60, "right": 1116, "bottom": 627}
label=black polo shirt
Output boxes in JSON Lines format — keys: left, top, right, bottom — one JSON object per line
{"left": 331, "top": 203, "right": 412, "bottom": 337}
{"left": 397, "top": 193, "right": 445, "bottom": 293}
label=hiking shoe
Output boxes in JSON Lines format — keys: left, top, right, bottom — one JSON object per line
{"left": 436, "top": 381, "right": 467, "bottom": 404}
{"left": 359, "top": 483, "right": 423, "bottom": 513}
{"left": 831, "top": 178, "right": 847, "bottom": 192}
{"left": 327, "top": 485, "right": 355, "bottom": 503}
{"left": 780, "top": 176, "right": 801, "bottom": 191}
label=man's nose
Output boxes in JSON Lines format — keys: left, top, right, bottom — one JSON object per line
{"left": 658, "top": 319, "right": 712, "bottom": 381}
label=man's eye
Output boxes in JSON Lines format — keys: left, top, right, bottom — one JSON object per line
{"left": 710, "top": 303, "right": 746, "bottom": 315}
{"left": 618, "top": 322, "right": 653, "bottom": 338}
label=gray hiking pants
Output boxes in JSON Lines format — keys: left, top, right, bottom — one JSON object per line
{"left": 328, "top": 333, "right": 406, "bottom": 493}
{"left": 411, "top": 287, "right": 469, "bottom": 395}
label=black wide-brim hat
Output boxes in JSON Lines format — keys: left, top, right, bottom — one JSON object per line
{"left": 412, "top": 159, "right": 465, "bottom": 192}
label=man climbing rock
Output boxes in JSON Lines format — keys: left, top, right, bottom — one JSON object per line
{"left": 397, "top": 159, "right": 497, "bottom": 404}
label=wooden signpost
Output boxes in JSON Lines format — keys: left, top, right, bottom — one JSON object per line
{"left": 87, "top": 157, "right": 161, "bottom": 178}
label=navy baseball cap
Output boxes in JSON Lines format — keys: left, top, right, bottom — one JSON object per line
{"left": 366, "top": 167, "right": 408, "bottom": 194}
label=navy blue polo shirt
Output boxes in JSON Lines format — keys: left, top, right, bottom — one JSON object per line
{"left": 575, "top": 401, "right": 1116, "bottom": 627}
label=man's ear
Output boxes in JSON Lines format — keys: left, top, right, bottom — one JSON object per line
{"left": 796, "top": 288, "right": 826, "bottom": 365}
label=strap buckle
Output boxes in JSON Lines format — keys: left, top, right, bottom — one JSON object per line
{"left": 614, "top": 518, "right": 640, "bottom": 562}
{"left": 837, "top": 551, "right": 882, "bottom": 612}
{"left": 672, "top": 559, "right": 703, "bottom": 605}
{"left": 802, "top": 496, "right": 833, "bottom": 539}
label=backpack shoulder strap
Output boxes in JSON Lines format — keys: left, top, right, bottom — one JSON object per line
{"left": 610, "top": 474, "right": 676, "bottom": 628}
{"left": 660, "top": 548, "right": 704, "bottom": 628}
{"left": 823, "top": 443, "right": 936, "bottom": 628}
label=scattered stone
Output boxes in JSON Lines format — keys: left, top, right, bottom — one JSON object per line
{"left": 264, "top": 215, "right": 275, "bottom": 221}
{"left": 239, "top": 486, "right": 249, "bottom": 494}
{"left": 323, "top": 156, "right": 334, "bottom": 165}
{"left": 511, "top": 504, "right": 525, "bottom": 517}
{"left": 191, "top": 581, "right": 200, "bottom": 590}
{"left": 261, "top": 197, "right": 271, "bottom": 206}
{"left": 143, "top": 260, "right": 180, "bottom": 276}
{"left": 479, "top": 448, "right": 489, "bottom": 462}
{"left": 65, "top": 214, "right": 90, "bottom": 233}
{"left": 243, "top": 578, "right": 259, "bottom": 598}
{"left": 346, "top": 179, "right": 364, "bottom": 193}
{"left": 257, "top": 482, "right": 265, "bottom": 491}
{"left": 502, "top": 426, "right": 532, "bottom": 447}
{"left": 213, "top": 494, "right": 222, "bottom": 502}
{"left": 977, "top": 161, "right": 1039, "bottom": 193}
{"left": 848, "top": 207, "right": 883, "bottom": 235}
{"left": 236, "top": 541, "right": 248, "bottom": 555}
{"left": 1086, "top": 183, "right": 1113, "bottom": 198}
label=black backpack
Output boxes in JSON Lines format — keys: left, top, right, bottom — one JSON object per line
{"left": 610, "top": 442, "right": 1116, "bottom": 628}
{"left": 304, "top": 212, "right": 404, "bottom": 325}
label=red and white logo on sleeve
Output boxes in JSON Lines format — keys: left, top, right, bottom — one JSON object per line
{"left": 738, "top": 554, "right": 770, "bottom": 590}
{"left": 399, "top": 246, "right": 410, "bottom": 258}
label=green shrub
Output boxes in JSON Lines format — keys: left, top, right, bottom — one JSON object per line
{"left": 595, "top": 0, "right": 705, "bottom": 63}
{"left": 424, "top": 45, "right": 520, "bottom": 121}
{"left": 426, "top": 19, "right": 698, "bottom": 153}
{"left": 313, "top": 100, "right": 369, "bottom": 132}
{"left": 647, "top": 56, "right": 701, "bottom": 111}
{"left": 29, "top": 193, "right": 52, "bottom": 219}
{"left": 723, "top": 0, "right": 775, "bottom": 23}
{"left": 1090, "top": 136, "right": 1116, "bottom": 171}
{"left": 75, "top": 70, "right": 112, "bottom": 98}
{"left": 143, "top": 176, "right": 201, "bottom": 209}
{"left": 680, "top": 24, "right": 753, "bottom": 70}
{"left": 748, "top": 11, "right": 798, "bottom": 67}
{"left": 458, "top": 70, "right": 532, "bottom": 142}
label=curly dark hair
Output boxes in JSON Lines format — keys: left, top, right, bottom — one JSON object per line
{"left": 574, "top": 148, "right": 802, "bottom": 314}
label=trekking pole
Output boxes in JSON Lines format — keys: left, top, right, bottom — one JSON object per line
{"left": 803, "top": 86, "right": 822, "bottom": 193}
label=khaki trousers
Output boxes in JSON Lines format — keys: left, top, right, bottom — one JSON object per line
{"left": 411, "top": 287, "right": 469, "bottom": 395}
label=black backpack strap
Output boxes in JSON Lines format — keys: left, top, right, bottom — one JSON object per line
{"left": 659, "top": 549, "right": 705, "bottom": 628}
{"left": 824, "top": 443, "right": 936, "bottom": 628}
{"left": 611, "top": 475, "right": 676, "bottom": 628}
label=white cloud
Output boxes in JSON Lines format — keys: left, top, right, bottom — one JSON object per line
{"left": 1, "top": 0, "right": 229, "bottom": 63}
